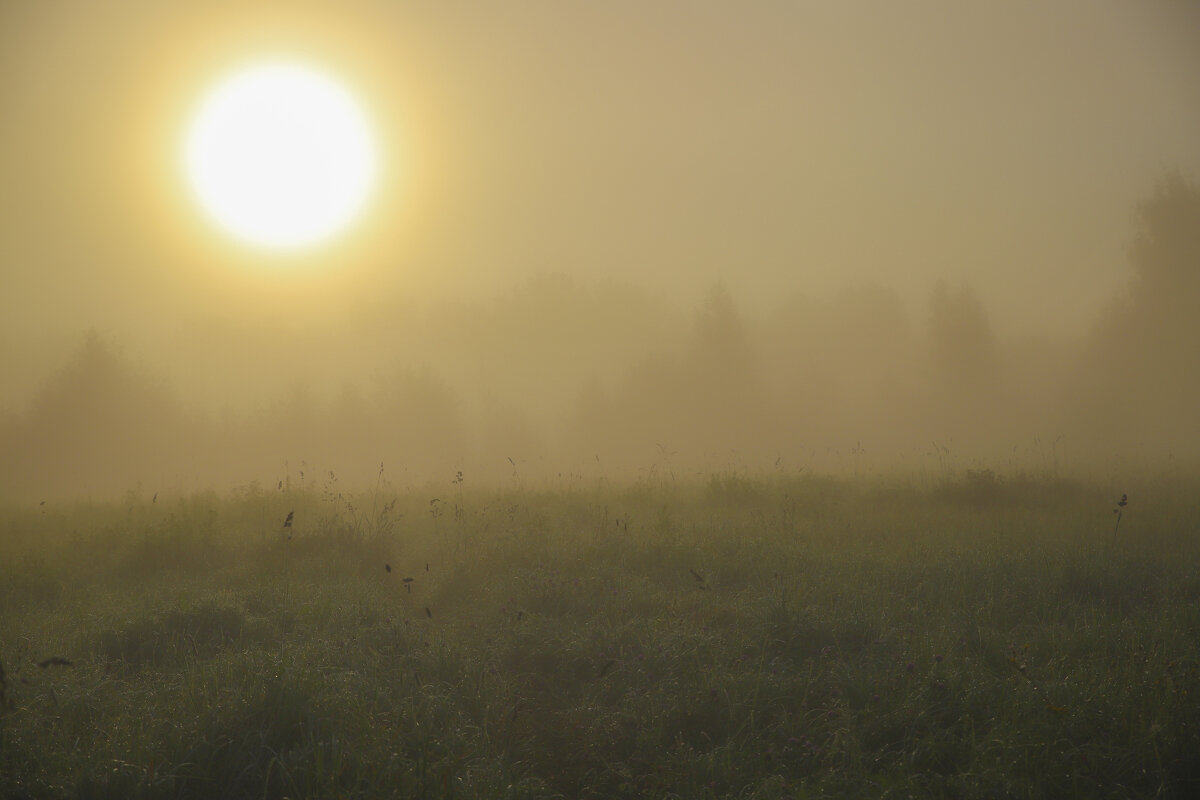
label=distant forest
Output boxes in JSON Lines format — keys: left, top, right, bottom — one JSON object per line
{"left": 2, "top": 173, "right": 1198, "bottom": 498}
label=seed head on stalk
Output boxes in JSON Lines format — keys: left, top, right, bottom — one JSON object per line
{"left": 1113, "top": 493, "right": 1127, "bottom": 540}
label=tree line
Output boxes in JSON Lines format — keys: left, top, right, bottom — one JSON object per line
{"left": 2, "top": 173, "right": 1197, "bottom": 497}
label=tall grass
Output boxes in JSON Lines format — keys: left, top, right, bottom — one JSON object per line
{"left": 1, "top": 470, "right": 1198, "bottom": 798}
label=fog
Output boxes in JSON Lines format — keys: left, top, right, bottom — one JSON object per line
{"left": 3, "top": 1, "right": 1200, "bottom": 498}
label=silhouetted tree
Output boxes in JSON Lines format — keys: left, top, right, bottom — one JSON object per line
{"left": 8, "top": 331, "right": 189, "bottom": 495}
{"left": 688, "top": 282, "right": 754, "bottom": 387}
{"left": 1130, "top": 170, "right": 1200, "bottom": 314}
{"left": 927, "top": 281, "right": 999, "bottom": 400}
{"left": 563, "top": 284, "right": 764, "bottom": 467}
{"left": 1125, "top": 172, "right": 1200, "bottom": 399}
{"left": 677, "top": 282, "right": 766, "bottom": 458}
{"left": 918, "top": 281, "right": 1009, "bottom": 450}
{"left": 1073, "top": 171, "right": 1200, "bottom": 455}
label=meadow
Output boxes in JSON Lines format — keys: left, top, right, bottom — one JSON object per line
{"left": 2, "top": 468, "right": 1199, "bottom": 799}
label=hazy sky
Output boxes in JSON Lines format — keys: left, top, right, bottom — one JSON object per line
{"left": 3, "top": 1, "right": 1200, "bottom": 403}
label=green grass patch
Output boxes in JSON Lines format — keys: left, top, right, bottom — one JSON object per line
{"left": 2, "top": 471, "right": 1198, "bottom": 798}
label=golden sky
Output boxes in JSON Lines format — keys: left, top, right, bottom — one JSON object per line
{"left": 2, "top": 0, "right": 1199, "bottom": 403}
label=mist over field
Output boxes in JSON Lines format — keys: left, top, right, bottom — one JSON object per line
{"left": 8, "top": 9, "right": 1200, "bottom": 797}
{"left": 2, "top": 1, "right": 1200, "bottom": 499}
{"left": 2, "top": 169, "right": 1200, "bottom": 499}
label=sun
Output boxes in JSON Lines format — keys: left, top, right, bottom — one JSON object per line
{"left": 184, "top": 60, "right": 377, "bottom": 251}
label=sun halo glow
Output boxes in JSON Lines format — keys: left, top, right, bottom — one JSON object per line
{"left": 184, "top": 61, "right": 377, "bottom": 252}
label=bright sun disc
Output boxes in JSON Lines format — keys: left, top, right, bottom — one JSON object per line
{"left": 185, "top": 61, "right": 377, "bottom": 250}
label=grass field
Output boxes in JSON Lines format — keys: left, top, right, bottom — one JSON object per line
{"left": 2, "top": 469, "right": 1199, "bottom": 799}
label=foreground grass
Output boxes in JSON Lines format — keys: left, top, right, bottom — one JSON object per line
{"left": 2, "top": 471, "right": 1199, "bottom": 799}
